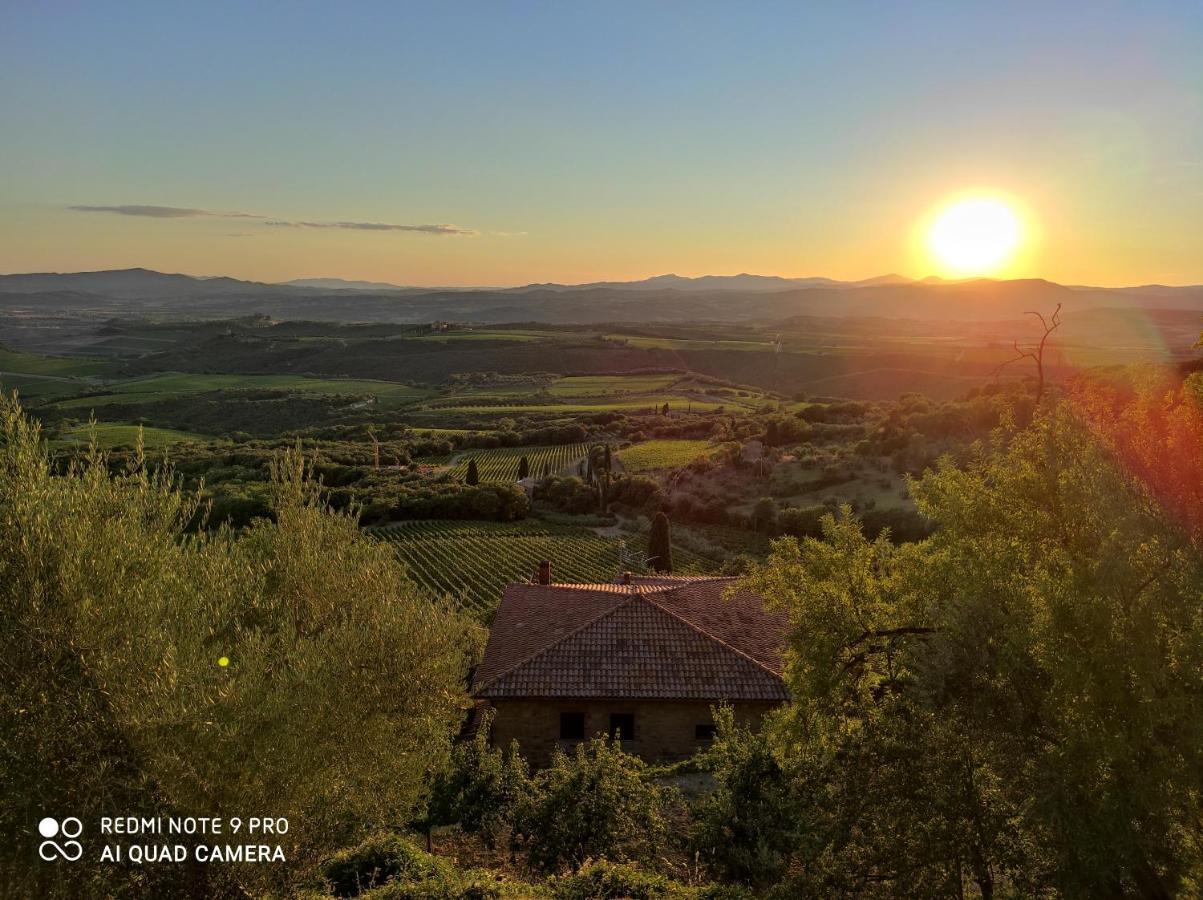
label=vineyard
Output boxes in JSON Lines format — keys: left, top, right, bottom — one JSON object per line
{"left": 372, "top": 519, "right": 714, "bottom": 616}
{"left": 439, "top": 443, "right": 592, "bottom": 482}
{"left": 615, "top": 439, "right": 721, "bottom": 472}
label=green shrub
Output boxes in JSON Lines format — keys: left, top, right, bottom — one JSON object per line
{"left": 690, "top": 709, "right": 797, "bottom": 886}
{"left": 551, "top": 860, "right": 693, "bottom": 899}
{"left": 427, "top": 709, "right": 532, "bottom": 847}
{"left": 515, "top": 736, "right": 679, "bottom": 872}
{"left": 360, "top": 871, "right": 544, "bottom": 900}
{"left": 323, "top": 833, "right": 452, "bottom": 897}
{"left": 696, "top": 884, "right": 755, "bottom": 900}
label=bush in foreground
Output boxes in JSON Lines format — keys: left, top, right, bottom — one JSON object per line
{"left": 514, "top": 736, "right": 680, "bottom": 873}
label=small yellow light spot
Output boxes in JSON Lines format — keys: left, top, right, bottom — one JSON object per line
{"left": 218, "top": 656, "right": 230, "bottom": 667}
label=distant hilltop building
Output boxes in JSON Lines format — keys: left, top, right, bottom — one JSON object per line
{"left": 472, "top": 565, "right": 788, "bottom": 765}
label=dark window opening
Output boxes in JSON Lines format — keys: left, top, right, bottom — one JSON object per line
{"left": 609, "top": 713, "right": 635, "bottom": 740}
{"left": 560, "top": 712, "right": 585, "bottom": 740}
{"left": 695, "top": 723, "right": 717, "bottom": 741}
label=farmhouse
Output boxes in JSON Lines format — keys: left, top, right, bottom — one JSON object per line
{"left": 473, "top": 564, "right": 788, "bottom": 765}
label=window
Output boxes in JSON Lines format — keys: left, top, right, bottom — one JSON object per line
{"left": 559, "top": 712, "right": 585, "bottom": 740}
{"left": 609, "top": 713, "right": 635, "bottom": 741}
{"left": 695, "top": 723, "right": 717, "bottom": 741}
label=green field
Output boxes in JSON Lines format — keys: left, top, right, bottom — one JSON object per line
{"left": 439, "top": 444, "right": 592, "bottom": 482}
{"left": 408, "top": 328, "right": 573, "bottom": 343}
{"left": 52, "top": 373, "right": 431, "bottom": 409}
{"left": 373, "top": 519, "right": 712, "bottom": 616}
{"left": 0, "top": 347, "right": 117, "bottom": 378}
{"left": 1, "top": 375, "right": 93, "bottom": 400}
{"left": 616, "top": 439, "right": 720, "bottom": 472}
{"left": 57, "top": 423, "right": 213, "bottom": 448}
{"left": 415, "top": 396, "right": 729, "bottom": 416}
{"left": 546, "top": 374, "right": 683, "bottom": 396}
{"left": 607, "top": 334, "right": 776, "bottom": 352}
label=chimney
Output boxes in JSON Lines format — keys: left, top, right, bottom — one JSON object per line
{"left": 536, "top": 560, "right": 552, "bottom": 585}
{"left": 621, "top": 571, "right": 633, "bottom": 585}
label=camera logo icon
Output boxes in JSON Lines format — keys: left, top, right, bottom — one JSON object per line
{"left": 38, "top": 817, "right": 83, "bottom": 862}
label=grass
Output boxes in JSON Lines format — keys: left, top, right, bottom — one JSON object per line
{"left": 606, "top": 334, "right": 775, "bottom": 352}
{"left": 406, "top": 329, "right": 573, "bottom": 343}
{"left": 616, "top": 439, "right": 720, "bottom": 472}
{"left": 546, "top": 374, "right": 683, "bottom": 396}
{"left": 0, "top": 347, "right": 117, "bottom": 378}
{"left": 52, "top": 373, "right": 431, "bottom": 409}
{"left": 414, "top": 396, "right": 730, "bottom": 416}
{"left": 56, "top": 423, "right": 213, "bottom": 448}
{"left": 0, "top": 375, "right": 91, "bottom": 400}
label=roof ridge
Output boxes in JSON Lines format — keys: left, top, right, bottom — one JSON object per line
{"left": 474, "top": 592, "right": 637, "bottom": 693}
{"left": 641, "top": 586, "right": 786, "bottom": 682}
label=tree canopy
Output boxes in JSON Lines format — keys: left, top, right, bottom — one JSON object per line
{"left": 0, "top": 395, "right": 477, "bottom": 898}
{"left": 744, "top": 399, "right": 1203, "bottom": 897}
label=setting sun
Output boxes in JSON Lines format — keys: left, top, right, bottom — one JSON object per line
{"left": 927, "top": 196, "right": 1024, "bottom": 277}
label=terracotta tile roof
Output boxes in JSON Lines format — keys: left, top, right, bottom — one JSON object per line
{"left": 474, "top": 576, "right": 788, "bottom": 701}
{"left": 653, "top": 579, "right": 787, "bottom": 673}
{"left": 473, "top": 583, "right": 629, "bottom": 686}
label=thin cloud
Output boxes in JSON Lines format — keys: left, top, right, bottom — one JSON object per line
{"left": 264, "top": 219, "right": 475, "bottom": 236}
{"left": 69, "top": 204, "right": 262, "bottom": 219}
{"left": 69, "top": 203, "right": 476, "bottom": 235}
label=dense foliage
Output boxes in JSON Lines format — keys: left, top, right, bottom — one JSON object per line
{"left": 742, "top": 398, "right": 1203, "bottom": 897}
{"left": 0, "top": 395, "right": 477, "bottom": 898}
{"left": 513, "top": 737, "right": 679, "bottom": 873}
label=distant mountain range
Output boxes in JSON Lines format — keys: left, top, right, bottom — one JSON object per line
{"left": 281, "top": 277, "right": 413, "bottom": 291}
{"left": 1, "top": 267, "right": 1202, "bottom": 326}
{"left": 522, "top": 273, "right": 916, "bottom": 292}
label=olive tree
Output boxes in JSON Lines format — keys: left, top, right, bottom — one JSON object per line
{"left": 0, "top": 396, "right": 477, "bottom": 898}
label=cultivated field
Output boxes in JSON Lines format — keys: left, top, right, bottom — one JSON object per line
{"left": 439, "top": 444, "right": 592, "bottom": 482}
{"left": 616, "top": 439, "right": 720, "bottom": 472}
{"left": 50, "top": 373, "right": 431, "bottom": 409}
{"left": 373, "top": 519, "right": 712, "bottom": 616}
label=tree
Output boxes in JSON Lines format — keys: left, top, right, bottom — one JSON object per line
{"left": 465, "top": 457, "right": 480, "bottom": 485}
{"left": 426, "top": 709, "right": 531, "bottom": 849}
{"left": 751, "top": 497, "right": 777, "bottom": 534}
{"left": 0, "top": 395, "right": 476, "bottom": 898}
{"left": 516, "top": 455, "right": 530, "bottom": 480}
{"left": 513, "top": 737, "right": 677, "bottom": 872}
{"left": 744, "top": 404, "right": 1203, "bottom": 897}
{"left": 661, "top": 402, "right": 670, "bottom": 416}
{"left": 647, "top": 511, "right": 673, "bottom": 573}
{"left": 691, "top": 707, "right": 797, "bottom": 886}
{"left": 994, "top": 303, "right": 1061, "bottom": 404}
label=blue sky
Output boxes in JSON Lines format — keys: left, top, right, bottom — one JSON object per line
{"left": 2, "top": 1, "right": 1200, "bottom": 284}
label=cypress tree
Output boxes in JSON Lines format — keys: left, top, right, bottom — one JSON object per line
{"left": 517, "top": 456, "right": 530, "bottom": 480}
{"left": 648, "top": 511, "right": 673, "bottom": 574}
{"left": 465, "top": 459, "right": 479, "bottom": 485}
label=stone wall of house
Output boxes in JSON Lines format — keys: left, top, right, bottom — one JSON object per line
{"left": 486, "top": 698, "right": 779, "bottom": 767}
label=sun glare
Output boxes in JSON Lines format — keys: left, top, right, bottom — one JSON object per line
{"left": 926, "top": 196, "right": 1024, "bottom": 277}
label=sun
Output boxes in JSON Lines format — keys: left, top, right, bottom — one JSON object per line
{"left": 926, "top": 195, "right": 1024, "bottom": 277}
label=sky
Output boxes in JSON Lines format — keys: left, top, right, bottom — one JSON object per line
{"left": 1, "top": 1, "right": 1200, "bottom": 287}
